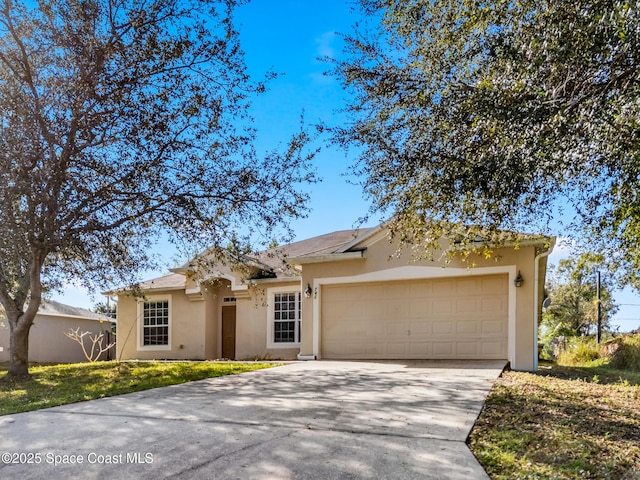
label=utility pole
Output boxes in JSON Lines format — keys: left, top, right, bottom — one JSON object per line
{"left": 596, "top": 270, "right": 602, "bottom": 343}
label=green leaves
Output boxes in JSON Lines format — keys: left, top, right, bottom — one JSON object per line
{"left": 332, "top": 0, "right": 639, "bottom": 273}
{"left": 0, "top": 0, "right": 317, "bottom": 294}
{"left": 0, "top": 0, "right": 316, "bottom": 374}
{"left": 543, "top": 255, "right": 618, "bottom": 337}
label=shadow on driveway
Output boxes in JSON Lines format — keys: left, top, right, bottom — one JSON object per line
{"left": 0, "top": 360, "right": 505, "bottom": 479}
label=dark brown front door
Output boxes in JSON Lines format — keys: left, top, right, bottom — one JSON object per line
{"left": 221, "top": 306, "right": 236, "bottom": 359}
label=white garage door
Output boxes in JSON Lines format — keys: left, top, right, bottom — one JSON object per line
{"left": 321, "top": 274, "right": 508, "bottom": 359}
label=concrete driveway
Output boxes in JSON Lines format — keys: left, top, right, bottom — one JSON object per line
{"left": 0, "top": 360, "right": 505, "bottom": 479}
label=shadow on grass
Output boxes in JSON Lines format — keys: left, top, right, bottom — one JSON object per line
{"left": 0, "top": 361, "right": 275, "bottom": 415}
{"left": 535, "top": 360, "right": 640, "bottom": 386}
{"left": 471, "top": 361, "right": 640, "bottom": 479}
{"left": 0, "top": 361, "right": 496, "bottom": 480}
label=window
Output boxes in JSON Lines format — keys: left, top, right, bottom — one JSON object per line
{"left": 138, "top": 297, "right": 171, "bottom": 350}
{"left": 272, "top": 291, "right": 301, "bottom": 344}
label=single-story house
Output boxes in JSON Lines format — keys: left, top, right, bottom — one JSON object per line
{"left": 0, "top": 300, "right": 116, "bottom": 363}
{"left": 112, "top": 224, "right": 554, "bottom": 371}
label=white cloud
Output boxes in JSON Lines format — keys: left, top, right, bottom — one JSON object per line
{"left": 315, "top": 31, "right": 337, "bottom": 58}
{"left": 547, "top": 236, "right": 577, "bottom": 265}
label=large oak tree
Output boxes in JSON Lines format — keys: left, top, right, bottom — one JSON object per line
{"left": 331, "top": 1, "right": 639, "bottom": 271}
{"left": 0, "top": 0, "right": 316, "bottom": 378}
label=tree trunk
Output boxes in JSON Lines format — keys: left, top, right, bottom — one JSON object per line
{"left": 5, "top": 319, "right": 32, "bottom": 379}
{"left": 0, "top": 250, "right": 45, "bottom": 380}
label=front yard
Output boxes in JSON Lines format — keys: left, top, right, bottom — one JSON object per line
{"left": 2, "top": 357, "right": 639, "bottom": 478}
{"left": 469, "top": 362, "right": 640, "bottom": 479}
{"left": 0, "top": 361, "right": 276, "bottom": 415}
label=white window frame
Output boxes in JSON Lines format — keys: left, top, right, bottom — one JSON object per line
{"left": 137, "top": 295, "right": 172, "bottom": 351}
{"left": 266, "top": 286, "right": 301, "bottom": 349}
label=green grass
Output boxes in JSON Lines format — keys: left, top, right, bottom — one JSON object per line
{"left": 0, "top": 360, "right": 277, "bottom": 416}
{"left": 469, "top": 360, "right": 640, "bottom": 479}
{"left": 609, "top": 334, "right": 640, "bottom": 371}
{"left": 556, "top": 337, "right": 602, "bottom": 366}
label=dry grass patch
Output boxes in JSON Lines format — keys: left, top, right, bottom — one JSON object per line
{"left": 469, "top": 363, "right": 640, "bottom": 479}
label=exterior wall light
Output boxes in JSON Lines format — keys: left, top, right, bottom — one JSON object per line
{"left": 514, "top": 271, "right": 523, "bottom": 288}
{"left": 304, "top": 283, "right": 312, "bottom": 298}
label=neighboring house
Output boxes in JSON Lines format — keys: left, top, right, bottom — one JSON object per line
{"left": 0, "top": 300, "right": 116, "bottom": 363}
{"left": 112, "top": 224, "right": 555, "bottom": 371}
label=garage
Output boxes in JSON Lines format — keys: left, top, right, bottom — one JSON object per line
{"left": 320, "top": 274, "right": 508, "bottom": 360}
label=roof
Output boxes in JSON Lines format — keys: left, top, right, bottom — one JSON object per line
{"left": 106, "top": 230, "right": 370, "bottom": 293}
{"left": 111, "top": 223, "right": 555, "bottom": 293}
{"left": 250, "top": 228, "right": 374, "bottom": 276}
{"left": 38, "top": 300, "right": 115, "bottom": 323}
{"left": 137, "top": 273, "right": 187, "bottom": 291}
{"left": 158, "top": 229, "right": 376, "bottom": 282}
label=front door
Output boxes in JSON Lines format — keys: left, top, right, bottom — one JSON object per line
{"left": 221, "top": 306, "right": 236, "bottom": 359}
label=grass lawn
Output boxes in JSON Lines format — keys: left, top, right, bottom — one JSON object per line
{"left": 0, "top": 360, "right": 277, "bottom": 416}
{"left": 468, "top": 361, "right": 640, "bottom": 479}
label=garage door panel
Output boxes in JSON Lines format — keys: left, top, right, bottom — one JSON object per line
{"left": 481, "top": 297, "right": 506, "bottom": 314}
{"left": 457, "top": 298, "right": 479, "bottom": 313}
{"left": 409, "top": 300, "right": 432, "bottom": 317}
{"left": 324, "top": 341, "right": 364, "bottom": 356}
{"left": 367, "top": 321, "right": 387, "bottom": 337}
{"left": 432, "top": 279, "right": 457, "bottom": 295}
{"left": 432, "top": 342, "right": 454, "bottom": 356}
{"left": 365, "top": 284, "right": 387, "bottom": 298}
{"left": 409, "top": 282, "right": 432, "bottom": 297}
{"left": 456, "top": 342, "right": 480, "bottom": 356}
{"left": 432, "top": 321, "right": 453, "bottom": 334}
{"left": 321, "top": 274, "right": 508, "bottom": 360}
{"left": 456, "top": 278, "right": 480, "bottom": 293}
{"left": 387, "top": 302, "right": 411, "bottom": 318}
{"left": 482, "top": 319, "right": 506, "bottom": 335}
{"left": 364, "top": 300, "right": 387, "bottom": 317}
{"left": 364, "top": 343, "right": 387, "bottom": 356}
{"left": 457, "top": 320, "right": 478, "bottom": 334}
{"left": 482, "top": 341, "right": 505, "bottom": 356}
{"left": 386, "top": 342, "right": 409, "bottom": 356}
{"left": 408, "top": 342, "right": 431, "bottom": 355}
{"left": 323, "top": 300, "right": 361, "bottom": 319}
{"left": 409, "top": 321, "right": 430, "bottom": 335}
{"left": 387, "top": 321, "right": 409, "bottom": 337}
{"left": 433, "top": 299, "right": 455, "bottom": 314}
{"left": 324, "top": 318, "right": 363, "bottom": 338}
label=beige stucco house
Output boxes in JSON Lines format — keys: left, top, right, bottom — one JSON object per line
{"left": 0, "top": 300, "right": 116, "bottom": 363}
{"left": 113, "top": 224, "right": 554, "bottom": 371}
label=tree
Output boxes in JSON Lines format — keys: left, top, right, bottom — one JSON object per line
{"left": 542, "top": 255, "right": 618, "bottom": 337}
{"left": 93, "top": 301, "right": 116, "bottom": 319}
{"left": 65, "top": 327, "right": 116, "bottom": 362}
{"left": 330, "top": 1, "right": 639, "bottom": 267}
{"left": 0, "top": 0, "right": 316, "bottom": 378}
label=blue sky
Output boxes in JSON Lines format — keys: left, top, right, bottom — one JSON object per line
{"left": 233, "top": 0, "right": 371, "bottom": 237}
{"left": 52, "top": 0, "right": 640, "bottom": 332}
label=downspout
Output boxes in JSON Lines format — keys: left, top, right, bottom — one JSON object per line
{"left": 533, "top": 238, "right": 555, "bottom": 371}
{"left": 297, "top": 354, "right": 316, "bottom": 361}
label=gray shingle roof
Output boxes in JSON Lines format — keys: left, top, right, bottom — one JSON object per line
{"left": 129, "top": 228, "right": 378, "bottom": 287}
{"left": 250, "top": 228, "right": 372, "bottom": 276}
{"left": 38, "top": 300, "right": 114, "bottom": 322}
{"left": 137, "top": 273, "right": 186, "bottom": 290}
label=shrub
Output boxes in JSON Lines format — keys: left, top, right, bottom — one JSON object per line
{"left": 609, "top": 334, "right": 640, "bottom": 371}
{"left": 556, "top": 337, "right": 601, "bottom": 366}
